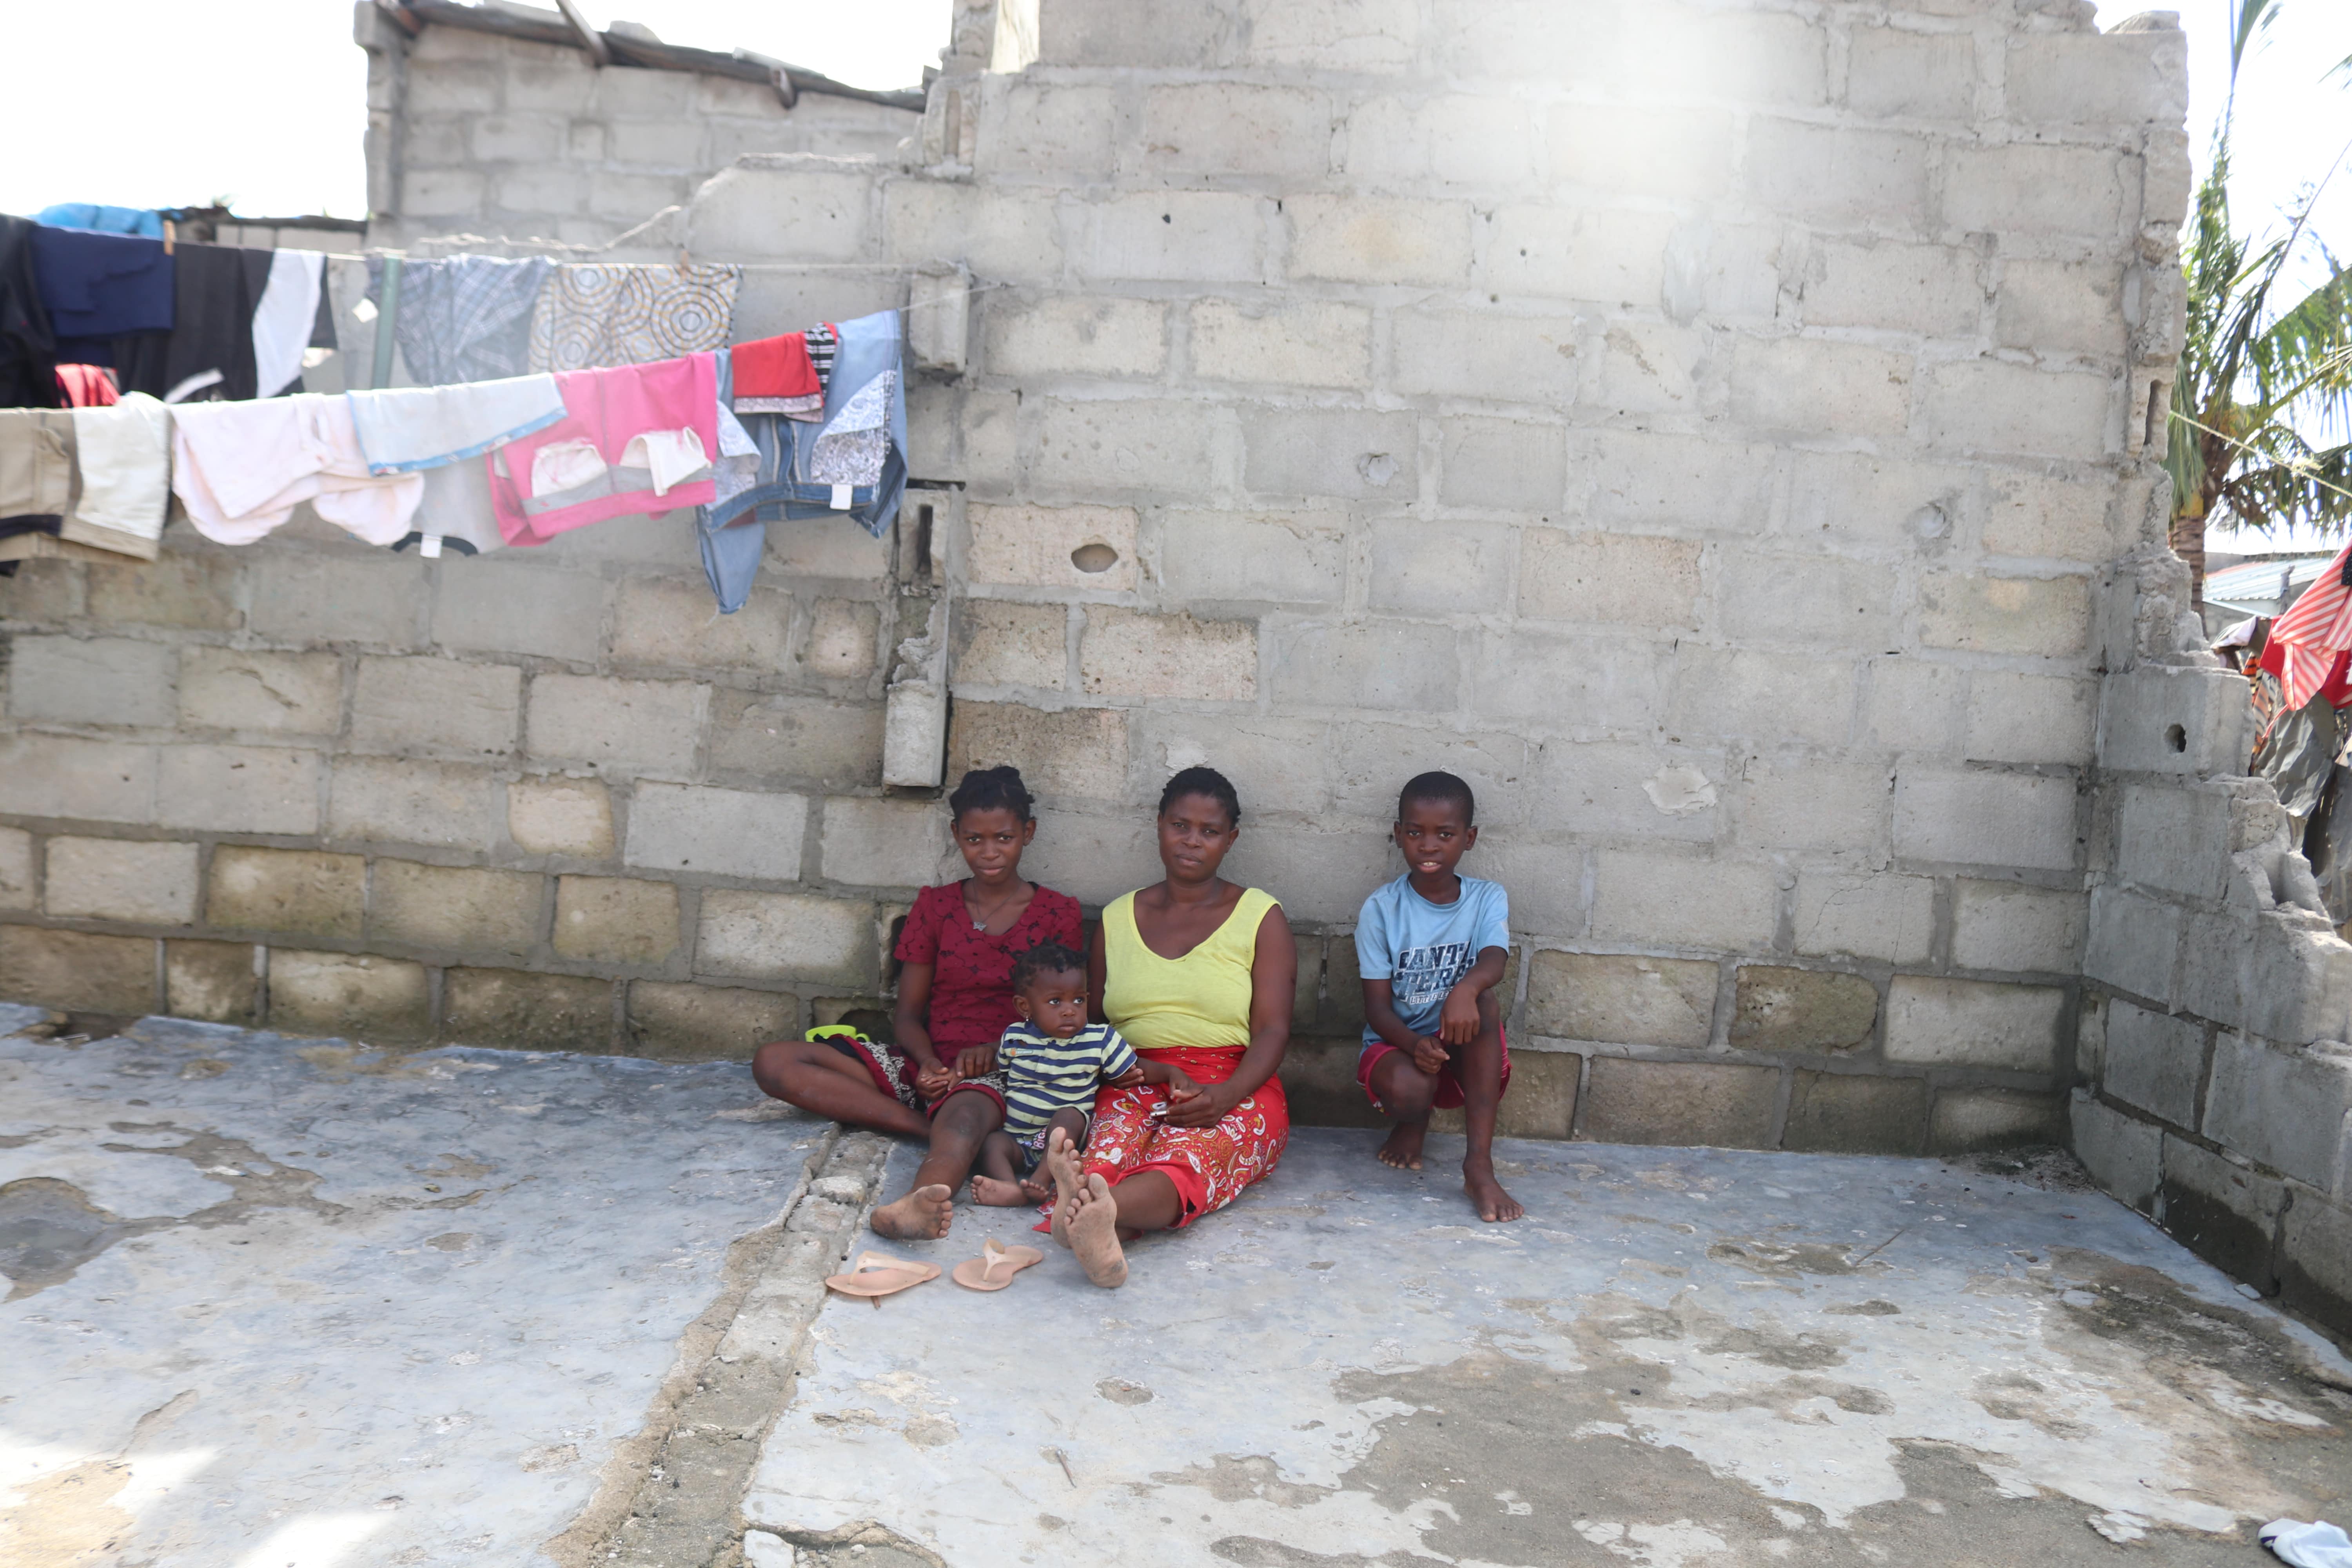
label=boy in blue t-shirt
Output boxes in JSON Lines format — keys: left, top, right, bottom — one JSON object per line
{"left": 1354, "top": 771, "right": 1521, "bottom": 1223}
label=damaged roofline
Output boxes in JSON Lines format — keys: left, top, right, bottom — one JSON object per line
{"left": 372, "top": 0, "right": 930, "bottom": 113}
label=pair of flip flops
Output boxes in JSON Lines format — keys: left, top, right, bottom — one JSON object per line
{"left": 823, "top": 1236, "right": 1046, "bottom": 1303}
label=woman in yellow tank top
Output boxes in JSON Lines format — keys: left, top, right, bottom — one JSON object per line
{"left": 1046, "top": 767, "right": 1297, "bottom": 1287}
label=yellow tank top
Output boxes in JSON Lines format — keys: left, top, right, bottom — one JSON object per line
{"left": 1101, "top": 886, "right": 1279, "bottom": 1053}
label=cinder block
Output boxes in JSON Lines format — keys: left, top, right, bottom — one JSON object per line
{"left": 0, "top": 557, "right": 80, "bottom": 623}
{"left": 1434, "top": 0, "right": 1616, "bottom": 82}
{"left": 1158, "top": 510, "right": 1346, "bottom": 604}
{"left": 1548, "top": 103, "right": 1731, "bottom": 199}
{"left": 1591, "top": 851, "right": 1777, "bottom": 951}
{"left": 975, "top": 82, "right": 1116, "bottom": 178}
{"left": 2202, "top": 1033, "right": 2352, "bottom": 1191}
{"left": 1793, "top": 871, "right": 1934, "bottom": 963}
{"left": 1738, "top": 758, "right": 1887, "bottom": 853}
{"left": 1085, "top": 192, "right": 1267, "bottom": 284}
{"left": 1015, "top": 808, "right": 1161, "bottom": 907}
{"left": 1892, "top": 769, "right": 2077, "bottom": 871}
{"left": 1494, "top": 1046, "right": 1579, "bottom": 1140}
{"left": 823, "top": 797, "right": 953, "bottom": 889}
{"left": 2160, "top": 1134, "right": 2285, "bottom": 1289}
{"left": 1668, "top": 648, "right": 1855, "bottom": 748}
{"left": 350, "top": 655, "right": 522, "bottom": 758}
{"left": 1343, "top": 92, "right": 1535, "bottom": 189}
{"left": 1142, "top": 82, "right": 1332, "bottom": 178}
{"left": 328, "top": 758, "right": 499, "bottom": 849}
{"left": 1276, "top": 1037, "right": 1380, "bottom": 1130}
{"left": 1367, "top": 520, "right": 1514, "bottom": 615}
{"left": 157, "top": 746, "right": 322, "bottom": 835}
{"left": 492, "top": 165, "right": 583, "bottom": 218}
{"left": 0, "top": 925, "right": 154, "bottom": 1013}
{"left": 1885, "top": 976, "right": 2066, "bottom": 1073}
{"left": 1223, "top": 822, "right": 1395, "bottom": 926}
{"left": 2096, "top": 664, "right": 2249, "bottom": 779}
{"left": 1845, "top": 25, "right": 1977, "bottom": 119}
{"left": 1717, "top": 552, "right": 1896, "bottom": 649}
{"left": 1746, "top": 120, "right": 1932, "bottom": 227}
{"left": 766, "top": 515, "right": 893, "bottom": 581}
{"left": 1919, "top": 572, "right": 2092, "bottom": 658}
{"left": 1482, "top": 205, "right": 1676, "bottom": 305}
{"left": 2070, "top": 1090, "right": 2161, "bottom": 1210}
{"left": 587, "top": 169, "right": 690, "bottom": 222}
{"left": 43, "top": 837, "right": 199, "bottom": 926}
{"left": 2113, "top": 782, "right": 2232, "bottom": 903}
{"left": 178, "top": 648, "right": 342, "bottom": 735}
{"left": 1582, "top": 1057, "right": 1779, "bottom": 1149}
{"left": 1286, "top": 194, "right": 1473, "bottom": 287}
{"left": 1528, "top": 740, "right": 1721, "bottom": 844}
{"left": 1862, "top": 658, "right": 1966, "bottom": 753}
{"left": 1243, "top": 408, "right": 1418, "bottom": 500}
{"left": 697, "top": 890, "right": 875, "bottom": 985}
{"left": 432, "top": 561, "right": 606, "bottom": 662}
{"left": 1965, "top": 673, "right": 2096, "bottom": 766}
{"left": 947, "top": 703, "right": 1130, "bottom": 802}
{"left": 165, "top": 939, "right": 257, "bottom": 1024}
{"left": 1930, "top": 1088, "right": 2064, "bottom": 1152}
{"left": 1731, "top": 966, "right": 1878, "bottom": 1053}
{"left": 505, "top": 59, "right": 596, "bottom": 113}
{"left": 1804, "top": 238, "right": 1979, "bottom": 334}
{"left": 2279, "top": 1191, "right": 2352, "bottom": 1341}
{"left": 1477, "top": 838, "right": 1588, "bottom": 938}
{"left": 1265, "top": 619, "right": 1454, "bottom": 711}
{"left": 1250, "top": 0, "right": 1418, "bottom": 71}
{"left": 508, "top": 777, "right": 615, "bottom": 858}
{"left": 1924, "top": 360, "right": 2116, "bottom": 461}
{"left": 469, "top": 113, "right": 560, "bottom": 162}
{"left": 85, "top": 550, "right": 239, "bottom": 631}
{"left": 207, "top": 847, "right": 365, "bottom": 938}
{"left": 266, "top": 949, "right": 430, "bottom": 1040}
{"left": 1081, "top": 608, "right": 1256, "bottom": 701}
{"left": 1784, "top": 1072, "right": 1926, "bottom": 1154}
{"left": 2006, "top": 30, "right": 2187, "bottom": 128}
{"left": 0, "top": 827, "right": 31, "bottom": 913}
{"left": 710, "top": 691, "right": 886, "bottom": 788}
{"left": 399, "top": 168, "right": 486, "bottom": 218}
{"left": 6, "top": 636, "right": 176, "bottom": 727}
{"left": 2103, "top": 999, "right": 2205, "bottom": 1128}
{"left": 1996, "top": 259, "right": 2126, "bottom": 359}
{"left": 1437, "top": 418, "right": 1567, "bottom": 512}
{"left": 1578, "top": 428, "right": 1775, "bottom": 529}
{"left": 604, "top": 117, "right": 702, "bottom": 168}
{"left": 1951, "top": 880, "right": 2087, "bottom": 973}
{"left": 1392, "top": 309, "right": 1580, "bottom": 403}
{"left": 1030, "top": 398, "right": 1218, "bottom": 499}
{"left": 1982, "top": 473, "right": 2119, "bottom": 561}
{"left": 248, "top": 553, "right": 423, "bottom": 647}
{"left": 526, "top": 674, "right": 707, "bottom": 771}
{"left": 1788, "top": 451, "right": 1972, "bottom": 553}
{"left": 1524, "top": 951, "right": 1717, "bottom": 1047}
{"left": 1189, "top": 299, "right": 1371, "bottom": 390}
{"left": 969, "top": 503, "right": 1139, "bottom": 593}
{"left": 1946, "top": 144, "right": 2129, "bottom": 238}
{"left": 2086, "top": 885, "right": 2180, "bottom": 1006}
{"left": 1464, "top": 631, "right": 1665, "bottom": 730}
{"left": 624, "top": 980, "right": 798, "bottom": 1062}
{"left": 1729, "top": 337, "right": 1914, "bottom": 440}
{"left": 553, "top": 875, "right": 681, "bottom": 965}
{"left": 612, "top": 578, "right": 793, "bottom": 670}
{"left": 884, "top": 184, "right": 1063, "bottom": 286}
{"left": 625, "top": 781, "right": 806, "bottom": 882}
{"left": 1591, "top": 319, "right": 1709, "bottom": 417}
{"left": 442, "top": 967, "right": 613, "bottom": 1053}
{"left": 369, "top": 860, "right": 541, "bottom": 955}
{"left": 1329, "top": 723, "right": 1526, "bottom": 828}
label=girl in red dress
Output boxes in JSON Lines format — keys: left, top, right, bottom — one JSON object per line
{"left": 751, "top": 767, "right": 1083, "bottom": 1240}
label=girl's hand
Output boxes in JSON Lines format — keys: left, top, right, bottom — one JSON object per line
{"left": 913, "top": 1060, "right": 958, "bottom": 1097}
{"left": 1161, "top": 1080, "right": 1237, "bottom": 1128}
{"left": 954, "top": 1044, "right": 997, "bottom": 1079}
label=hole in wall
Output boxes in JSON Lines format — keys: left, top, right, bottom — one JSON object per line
{"left": 1070, "top": 543, "right": 1118, "bottom": 574}
{"left": 2165, "top": 723, "right": 2187, "bottom": 753}
{"left": 2146, "top": 379, "right": 2169, "bottom": 450}
{"left": 912, "top": 504, "right": 935, "bottom": 586}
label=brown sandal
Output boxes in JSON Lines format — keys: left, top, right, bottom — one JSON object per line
{"left": 825, "top": 1251, "right": 941, "bottom": 1304}
{"left": 952, "top": 1236, "right": 1045, "bottom": 1292}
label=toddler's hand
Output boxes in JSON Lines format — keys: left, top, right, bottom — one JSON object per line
{"left": 1409, "top": 1035, "right": 1450, "bottom": 1075}
{"left": 955, "top": 1044, "right": 997, "bottom": 1079}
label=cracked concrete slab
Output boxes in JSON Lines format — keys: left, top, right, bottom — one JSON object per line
{"left": 742, "top": 1131, "right": 2352, "bottom": 1566}
{"left": 0, "top": 1004, "right": 831, "bottom": 1568}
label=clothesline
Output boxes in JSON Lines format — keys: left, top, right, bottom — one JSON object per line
{"left": 2171, "top": 407, "right": 2352, "bottom": 509}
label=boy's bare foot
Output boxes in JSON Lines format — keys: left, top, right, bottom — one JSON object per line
{"left": 1045, "top": 1127, "right": 1083, "bottom": 1248}
{"left": 1376, "top": 1121, "right": 1427, "bottom": 1171}
{"left": 870, "top": 1182, "right": 954, "bottom": 1239}
{"left": 1464, "top": 1160, "right": 1524, "bottom": 1224}
{"left": 969, "top": 1174, "right": 1029, "bottom": 1207}
{"left": 1066, "top": 1172, "right": 1128, "bottom": 1288}
{"left": 1017, "top": 1172, "right": 1053, "bottom": 1203}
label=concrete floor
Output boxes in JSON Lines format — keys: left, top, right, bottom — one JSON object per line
{"left": 744, "top": 1132, "right": 2352, "bottom": 1567}
{"left": 5, "top": 1002, "right": 2348, "bottom": 1568}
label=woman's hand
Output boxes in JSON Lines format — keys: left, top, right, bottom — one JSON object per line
{"left": 913, "top": 1060, "right": 958, "bottom": 1097}
{"left": 1161, "top": 1078, "right": 1238, "bottom": 1127}
{"left": 1159, "top": 1067, "right": 1201, "bottom": 1100}
{"left": 954, "top": 1043, "right": 997, "bottom": 1079}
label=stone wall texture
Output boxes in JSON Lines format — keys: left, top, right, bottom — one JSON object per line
{"left": 9, "top": 1, "right": 2337, "bottom": 1332}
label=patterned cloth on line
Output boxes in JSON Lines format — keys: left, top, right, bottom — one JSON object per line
{"left": 527, "top": 261, "right": 741, "bottom": 372}
{"left": 368, "top": 255, "right": 554, "bottom": 387}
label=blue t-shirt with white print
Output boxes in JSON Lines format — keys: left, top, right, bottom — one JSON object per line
{"left": 1354, "top": 874, "right": 1511, "bottom": 1048}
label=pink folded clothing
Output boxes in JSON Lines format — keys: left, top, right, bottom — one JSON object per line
{"left": 171, "top": 394, "right": 424, "bottom": 547}
{"left": 489, "top": 352, "right": 718, "bottom": 547}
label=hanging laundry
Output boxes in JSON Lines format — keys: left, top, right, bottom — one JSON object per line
{"left": 64, "top": 393, "right": 171, "bottom": 561}
{"left": 716, "top": 309, "right": 906, "bottom": 541}
{"left": 731, "top": 329, "right": 826, "bottom": 418}
{"left": 171, "top": 394, "right": 424, "bottom": 547}
{"left": 526, "top": 261, "right": 741, "bottom": 373}
{"left": 488, "top": 352, "right": 717, "bottom": 547}
{"left": 29, "top": 225, "right": 173, "bottom": 365}
{"left": 35, "top": 203, "right": 165, "bottom": 240}
{"left": 366, "top": 254, "right": 554, "bottom": 386}
{"left": 804, "top": 321, "right": 837, "bottom": 387}
{"left": 345, "top": 373, "right": 568, "bottom": 473}
{"left": 112, "top": 241, "right": 271, "bottom": 404}
{"left": 252, "top": 250, "right": 326, "bottom": 398}
{"left": 0, "top": 408, "right": 75, "bottom": 526}
{"left": 2263, "top": 538, "right": 2352, "bottom": 711}
{"left": 396, "top": 459, "right": 508, "bottom": 557}
{"left": 698, "top": 348, "right": 767, "bottom": 613}
{"left": 54, "top": 364, "right": 118, "bottom": 407}
{"left": 0, "top": 217, "right": 58, "bottom": 407}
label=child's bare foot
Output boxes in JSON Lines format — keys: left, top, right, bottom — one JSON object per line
{"left": 1066, "top": 1172, "right": 1128, "bottom": 1287}
{"left": 969, "top": 1174, "right": 1029, "bottom": 1207}
{"left": 1017, "top": 1171, "right": 1053, "bottom": 1203}
{"left": 1045, "top": 1127, "right": 1083, "bottom": 1248}
{"left": 1376, "top": 1121, "right": 1427, "bottom": 1171}
{"left": 870, "top": 1182, "right": 954, "bottom": 1239}
{"left": 1465, "top": 1160, "right": 1524, "bottom": 1223}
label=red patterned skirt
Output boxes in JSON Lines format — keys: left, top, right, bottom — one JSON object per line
{"left": 1080, "top": 1046, "right": 1290, "bottom": 1228}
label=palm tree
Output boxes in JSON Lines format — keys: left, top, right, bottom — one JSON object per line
{"left": 2166, "top": 0, "right": 2352, "bottom": 596}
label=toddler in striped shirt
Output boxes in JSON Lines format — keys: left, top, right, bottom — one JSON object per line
{"left": 969, "top": 941, "right": 1198, "bottom": 1206}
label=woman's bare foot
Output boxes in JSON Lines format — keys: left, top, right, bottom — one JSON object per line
{"left": 1044, "top": 1127, "right": 1084, "bottom": 1248}
{"left": 1464, "top": 1159, "right": 1524, "bottom": 1223}
{"left": 1066, "top": 1172, "right": 1128, "bottom": 1288}
{"left": 1376, "top": 1121, "right": 1427, "bottom": 1171}
{"left": 870, "top": 1182, "right": 954, "bottom": 1240}
{"left": 969, "top": 1174, "right": 1029, "bottom": 1207}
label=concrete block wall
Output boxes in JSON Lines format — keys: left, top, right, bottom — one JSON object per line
{"left": 2074, "top": 543, "right": 2352, "bottom": 1340}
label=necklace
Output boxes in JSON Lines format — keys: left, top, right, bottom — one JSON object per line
{"left": 966, "top": 882, "right": 1027, "bottom": 932}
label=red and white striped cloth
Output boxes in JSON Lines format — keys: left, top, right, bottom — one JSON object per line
{"left": 2266, "top": 540, "right": 2352, "bottom": 710}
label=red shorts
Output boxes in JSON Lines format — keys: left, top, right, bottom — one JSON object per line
{"left": 1357, "top": 1030, "right": 1511, "bottom": 1113}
